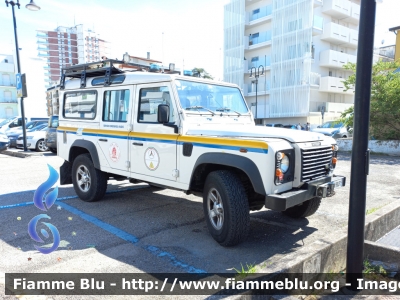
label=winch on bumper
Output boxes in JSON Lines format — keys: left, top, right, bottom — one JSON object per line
{"left": 265, "top": 175, "right": 346, "bottom": 211}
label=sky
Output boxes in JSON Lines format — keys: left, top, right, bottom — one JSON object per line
{"left": 0, "top": 0, "right": 398, "bottom": 117}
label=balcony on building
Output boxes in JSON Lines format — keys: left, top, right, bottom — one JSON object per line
{"left": 245, "top": 4, "right": 272, "bottom": 28}
{"left": 36, "top": 33, "right": 48, "bottom": 38}
{"left": 310, "top": 101, "right": 354, "bottom": 114}
{"left": 319, "top": 76, "right": 354, "bottom": 94}
{"left": 243, "top": 80, "right": 271, "bottom": 97}
{"left": 37, "top": 46, "right": 49, "bottom": 51}
{"left": 0, "top": 62, "right": 15, "bottom": 73}
{"left": 313, "top": 15, "right": 324, "bottom": 35}
{"left": 319, "top": 50, "right": 357, "bottom": 68}
{"left": 321, "top": 22, "right": 358, "bottom": 48}
{"left": 38, "top": 52, "right": 50, "bottom": 57}
{"left": 322, "top": 0, "right": 360, "bottom": 24}
{"left": 246, "top": 30, "right": 272, "bottom": 51}
{"left": 244, "top": 56, "right": 271, "bottom": 73}
{"left": 314, "top": 0, "right": 323, "bottom": 7}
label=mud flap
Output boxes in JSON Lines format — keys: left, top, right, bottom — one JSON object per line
{"left": 60, "top": 160, "right": 72, "bottom": 185}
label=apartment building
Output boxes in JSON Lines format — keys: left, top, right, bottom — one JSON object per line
{"left": 224, "top": 0, "right": 360, "bottom": 125}
{"left": 36, "top": 24, "right": 109, "bottom": 89}
{"left": 0, "top": 54, "right": 18, "bottom": 119}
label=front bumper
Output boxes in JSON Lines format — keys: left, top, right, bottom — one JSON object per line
{"left": 265, "top": 175, "right": 346, "bottom": 211}
{"left": 45, "top": 139, "right": 57, "bottom": 149}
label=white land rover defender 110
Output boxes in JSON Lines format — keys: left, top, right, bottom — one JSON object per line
{"left": 58, "top": 59, "right": 345, "bottom": 246}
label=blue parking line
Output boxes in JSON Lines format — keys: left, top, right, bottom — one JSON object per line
{"left": 0, "top": 184, "right": 206, "bottom": 273}
{"left": 58, "top": 201, "right": 206, "bottom": 274}
{"left": 0, "top": 186, "right": 148, "bottom": 210}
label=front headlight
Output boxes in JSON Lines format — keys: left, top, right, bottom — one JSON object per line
{"left": 275, "top": 150, "right": 294, "bottom": 185}
{"left": 280, "top": 155, "right": 290, "bottom": 173}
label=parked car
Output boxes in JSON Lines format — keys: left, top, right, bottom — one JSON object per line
{"left": 283, "top": 124, "right": 305, "bottom": 130}
{"left": 45, "top": 115, "right": 58, "bottom": 153}
{"left": 311, "top": 121, "right": 352, "bottom": 139}
{"left": 6, "top": 119, "right": 48, "bottom": 134}
{"left": 0, "top": 117, "right": 27, "bottom": 133}
{"left": 266, "top": 123, "right": 284, "bottom": 128}
{"left": 16, "top": 126, "right": 49, "bottom": 152}
{"left": 0, "top": 133, "right": 9, "bottom": 151}
{"left": 7, "top": 123, "right": 47, "bottom": 148}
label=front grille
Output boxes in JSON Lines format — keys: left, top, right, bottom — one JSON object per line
{"left": 301, "top": 146, "right": 333, "bottom": 182}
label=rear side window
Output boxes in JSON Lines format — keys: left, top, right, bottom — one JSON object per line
{"left": 103, "top": 89, "right": 130, "bottom": 122}
{"left": 48, "top": 116, "right": 59, "bottom": 128}
{"left": 63, "top": 91, "right": 97, "bottom": 119}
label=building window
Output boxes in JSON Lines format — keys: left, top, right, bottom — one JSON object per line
{"left": 250, "top": 56, "right": 259, "bottom": 68}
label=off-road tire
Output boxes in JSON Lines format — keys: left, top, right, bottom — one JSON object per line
{"left": 72, "top": 153, "right": 108, "bottom": 202}
{"left": 282, "top": 197, "right": 322, "bottom": 218}
{"left": 35, "top": 139, "right": 48, "bottom": 152}
{"left": 203, "top": 170, "right": 250, "bottom": 247}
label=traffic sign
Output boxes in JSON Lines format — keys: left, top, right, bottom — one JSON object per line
{"left": 16, "top": 73, "right": 27, "bottom": 98}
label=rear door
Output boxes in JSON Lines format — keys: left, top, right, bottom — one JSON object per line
{"left": 97, "top": 85, "right": 133, "bottom": 171}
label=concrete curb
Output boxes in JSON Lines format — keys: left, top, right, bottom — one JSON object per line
{"left": 337, "top": 139, "right": 400, "bottom": 156}
{"left": 257, "top": 200, "right": 400, "bottom": 274}
{"left": 0, "top": 149, "right": 43, "bottom": 158}
{"left": 364, "top": 240, "right": 400, "bottom": 268}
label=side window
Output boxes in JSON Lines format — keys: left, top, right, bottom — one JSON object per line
{"left": 103, "top": 89, "right": 130, "bottom": 122}
{"left": 63, "top": 90, "right": 97, "bottom": 119}
{"left": 138, "top": 86, "right": 175, "bottom": 123}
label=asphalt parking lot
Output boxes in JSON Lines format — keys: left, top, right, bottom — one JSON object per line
{"left": 0, "top": 151, "right": 399, "bottom": 298}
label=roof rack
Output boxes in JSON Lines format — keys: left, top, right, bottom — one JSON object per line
{"left": 59, "top": 59, "right": 151, "bottom": 90}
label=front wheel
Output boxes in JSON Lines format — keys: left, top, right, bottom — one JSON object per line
{"left": 35, "top": 139, "right": 48, "bottom": 152}
{"left": 72, "top": 153, "right": 108, "bottom": 202}
{"left": 281, "top": 197, "right": 322, "bottom": 218}
{"left": 203, "top": 170, "right": 250, "bottom": 247}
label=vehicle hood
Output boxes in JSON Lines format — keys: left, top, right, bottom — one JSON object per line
{"left": 186, "top": 126, "right": 330, "bottom": 143}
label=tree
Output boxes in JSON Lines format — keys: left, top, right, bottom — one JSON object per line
{"left": 338, "top": 61, "right": 400, "bottom": 140}
{"left": 191, "top": 67, "right": 214, "bottom": 80}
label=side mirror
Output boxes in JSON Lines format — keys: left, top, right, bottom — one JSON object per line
{"left": 157, "top": 104, "right": 170, "bottom": 124}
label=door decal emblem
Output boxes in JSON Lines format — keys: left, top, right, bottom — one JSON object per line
{"left": 144, "top": 147, "right": 160, "bottom": 171}
{"left": 109, "top": 143, "right": 121, "bottom": 162}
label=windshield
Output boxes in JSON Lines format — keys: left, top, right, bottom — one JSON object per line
{"left": 321, "top": 122, "right": 343, "bottom": 129}
{"left": 0, "top": 119, "right": 12, "bottom": 126}
{"left": 175, "top": 80, "right": 249, "bottom": 114}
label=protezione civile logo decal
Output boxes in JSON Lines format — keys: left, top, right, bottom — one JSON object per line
{"left": 28, "top": 164, "right": 60, "bottom": 254}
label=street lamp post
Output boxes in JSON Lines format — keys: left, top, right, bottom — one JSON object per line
{"left": 5, "top": 0, "right": 40, "bottom": 151}
{"left": 250, "top": 65, "right": 264, "bottom": 120}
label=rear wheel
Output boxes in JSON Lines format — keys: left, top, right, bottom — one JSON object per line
{"left": 203, "top": 170, "right": 250, "bottom": 246}
{"left": 35, "top": 139, "right": 48, "bottom": 152}
{"left": 282, "top": 197, "right": 322, "bottom": 218}
{"left": 72, "top": 153, "right": 108, "bottom": 202}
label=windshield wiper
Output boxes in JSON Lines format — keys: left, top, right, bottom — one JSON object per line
{"left": 185, "top": 106, "right": 215, "bottom": 116}
{"left": 216, "top": 107, "right": 242, "bottom": 116}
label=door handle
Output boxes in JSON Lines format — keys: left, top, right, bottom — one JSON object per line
{"left": 99, "top": 139, "right": 108, "bottom": 142}
{"left": 132, "top": 142, "right": 143, "bottom": 146}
